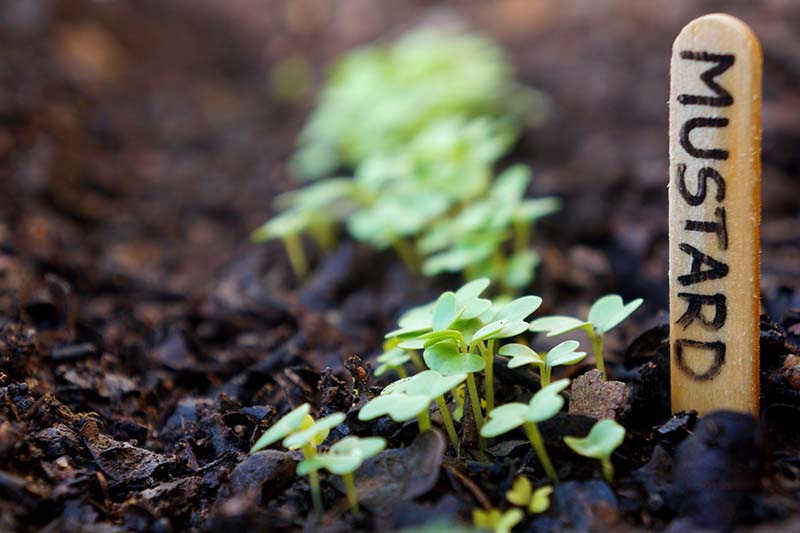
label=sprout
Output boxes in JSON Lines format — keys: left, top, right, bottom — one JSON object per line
{"left": 358, "top": 370, "right": 465, "bottom": 449}
{"left": 529, "top": 295, "right": 643, "bottom": 379}
{"left": 251, "top": 210, "right": 310, "bottom": 280}
{"left": 499, "top": 340, "right": 585, "bottom": 386}
{"left": 472, "top": 507, "right": 524, "bottom": 533}
{"left": 249, "top": 404, "right": 345, "bottom": 513}
{"left": 481, "top": 379, "right": 570, "bottom": 482}
{"left": 297, "top": 436, "right": 386, "bottom": 514}
{"left": 506, "top": 476, "right": 553, "bottom": 514}
{"left": 374, "top": 347, "right": 412, "bottom": 378}
{"left": 564, "top": 419, "right": 626, "bottom": 483}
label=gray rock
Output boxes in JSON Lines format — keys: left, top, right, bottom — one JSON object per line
{"left": 229, "top": 450, "right": 296, "bottom": 501}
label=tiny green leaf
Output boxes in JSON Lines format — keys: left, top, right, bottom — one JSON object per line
{"left": 506, "top": 476, "right": 533, "bottom": 507}
{"left": 498, "top": 343, "right": 544, "bottom": 369}
{"left": 297, "top": 436, "right": 387, "bottom": 476}
{"left": 529, "top": 485, "right": 553, "bottom": 514}
{"left": 432, "top": 291, "right": 460, "bottom": 331}
{"left": 358, "top": 393, "right": 430, "bottom": 423}
{"left": 423, "top": 341, "right": 485, "bottom": 375}
{"left": 473, "top": 319, "right": 529, "bottom": 342}
{"left": 250, "top": 403, "right": 311, "bottom": 453}
{"left": 419, "top": 329, "right": 465, "bottom": 347}
{"left": 587, "top": 295, "right": 644, "bottom": 333}
{"left": 480, "top": 402, "right": 528, "bottom": 438}
{"left": 374, "top": 348, "right": 411, "bottom": 377}
{"left": 545, "top": 340, "right": 586, "bottom": 368}
{"left": 282, "top": 412, "right": 346, "bottom": 450}
{"left": 526, "top": 378, "right": 570, "bottom": 423}
{"left": 473, "top": 508, "right": 524, "bottom": 533}
{"left": 493, "top": 295, "right": 543, "bottom": 322}
{"left": 454, "top": 278, "right": 491, "bottom": 301}
{"left": 528, "top": 316, "right": 590, "bottom": 336}
{"left": 564, "top": 419, "right": 626, "bottom": 460}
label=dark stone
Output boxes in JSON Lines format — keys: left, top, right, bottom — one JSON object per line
{"left": 551, "top": 480, "right": 619, "bottom": 530}
{"left": 228, "top": 450, "right": 295, "bottom": 502}
{"left": 674, "top": 411, "right": 762, "bottom": 529}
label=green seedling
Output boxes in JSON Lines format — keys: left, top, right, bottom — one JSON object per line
{"left": 374, "top": 347, "right": 412, "bottom": 378}
{"left": 506, "top": 476, "right": 553, "bottom": 514}
{"left": 358, "top": 370, "right": 465, "bottom": 450}
{"left": 564, "top": 419, "right": 626, "bottom": 483}
{"left": 249, "top": 403, "right": 345, "bottom": 513}
{"left": 529, "top": 295, "right": 643, "bottom": 379}
{"left": 499, "top": 340, "right": 585, "bottom": 386}
{"left": 297, "top": 436, "right": 386, "bottom": 515}
{"left": 472, "top": 507, "right": 524, "bottom": 533}
{"left": 481, "top": 379, "right": 570, "bottom": 482}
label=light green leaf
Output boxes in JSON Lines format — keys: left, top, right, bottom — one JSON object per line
{"left": 545, "top": 340, "right": 586, "bottom": 368}
{"left": 528, "top": 316, "right": 590, "bottom": 336}
{"left": 374, "top": 348, "right": 412, "bottom": 377}
{"left": 432, "top": 292, "right": 460, "bottom": 331}
{"left": 506, "top": 476, "right": 532, "bottom": 507}
{"left": 494, "top": 295, "right": 543, "bottom": 322}
{"left": 588, "top": 295, "right": 644, "bottom": 333}
{"left": 250, "top": 403, "right": 311, "bottom": 453}
{"left": 283, "top": 412, "right": 346, "bottom": 450}
{"left": 251, "top": 210, "right": 307, "bottom": 241}
{"left": 454, "top": 278, "right": 491, "bottom": 301}
{"left": 473, "top": 508, "right": 524, "bottom": 533}
{"left": 513, "top": 197, "right": 562, "bottom": 223}
{"left": 525, "top": 378, "right": 570, "bottom": 423}
{"left": 420, "top": 329, "right": 464, "bottom": 347}
{"left": 530, "top": 485, "right": 553, "bottom": 514}
{"left": 564, "top": 419, "right": 626, "bottom": 459}
{"left": 407, "top": 370, "right": 467, "bottom": 398}
{"left": 358, "top": 393, "right": 430, "bottom": 423}
{"left": 498, "top": 343, "right": 544, "bottom": 369}
{"left": 473, "top": 319, "right": 529, "bottom": 342}
{"left": 503, "top": 250, "right": 540, "bottom": 291}
{"left": 480, "top": 402, "right": 528, "bottom": 438}
{"left": 423, "top": 341, "right": 485, "bottom": 375}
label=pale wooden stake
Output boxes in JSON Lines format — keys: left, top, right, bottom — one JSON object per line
{"left": 669, "top": 14, "right": 762, "bottom": 415}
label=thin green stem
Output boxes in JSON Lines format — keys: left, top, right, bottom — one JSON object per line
{"left": 541, "top": 365, "right": 551, "bottom": 387}
{"left": 466, "top": 373, "right": 486, "bottom": 450}
{"left": 480, "top": 340, "right": 495, "bottom": 412}
{"left": 435, "top": 395, "right": 460, "bottom": 451}
{"left": 589, "top": 330, "right": 606, "bottom": 380}
{"left": 301, "top": 444, "right": 324, "bottom": 513}
{"left": 601, "top": 458, "right": 614, "bottom": 484}
{"left": 524, "top": 422, "right": 558, "bottom": 483}
{"left": 392, "top": 238, "right": 420, "bottom": 274}
{"left": 343, "top": 473, "right": 359, "bottom": 515}
{"left": 309, "top": 220, "right": 336, "bottom": 252}
{"left": 396, "top": 365, "right": 408, "bottom": 379}
{"left": 513, "top": 220, "right": 531, "bottom": 253}
{"left": 283, "top": 234, "right": 308, "bottom": 280}
{"left": 408, "top": 350, "right": 424, "bottom": 371}
{"left": 417, "top": 407, "right": 431, "bottom": 431}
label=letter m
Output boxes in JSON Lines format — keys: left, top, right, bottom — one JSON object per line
{"left": 677, "top": 51, "right": 734, "bottom": 107}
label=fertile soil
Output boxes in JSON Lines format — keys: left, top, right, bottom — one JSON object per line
{"left": 2, "top": 1, "right": 800, "bottom": 531}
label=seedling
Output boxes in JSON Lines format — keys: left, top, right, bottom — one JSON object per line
{"left": 499, "top": 340, "right": 586, "bottom": 386}
{"left": 374, "top": 347, "right": 411, "bottom": 378}
{"left": 529, "top": 295, "right": 642, "bottom": 379}
{"left": 506, "top": 476, "right": 553, "bottom": 514}
{"left": 472, "top": 507, "right": 524, "bottom": 533}
{"left": 297, "top": 436, "right": 386, "bottom": 515}
{"left": 481, "top": 379, "right": 570, "bottom": 482}
{"left": 249, "top": 403, "right": 345, "bottom": 513}
{"left": 358, "top": 370, "right": 465, "bottom": 449}
{"left": 564, "top": 419, "right": 626, "bottom": 483}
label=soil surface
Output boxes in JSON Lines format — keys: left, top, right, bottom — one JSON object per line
{"left": 2, "top": 1, "right": 800, "bottom": 531}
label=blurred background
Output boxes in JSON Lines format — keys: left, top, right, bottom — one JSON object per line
{"left": 1, "top": 0, "right": 799, "bottom": 331}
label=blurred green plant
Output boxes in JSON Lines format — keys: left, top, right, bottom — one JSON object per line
{"left": 498, "top": 339, "right": 586, "bottom": 386}
{"left": 506, "top": 476, "right": 553, "bottom": 514}
{"left": 253, "top": 29, "right": 556, "bottom": 290}
{"left": 473, "top": 507, "right": 524, "bottom": 533}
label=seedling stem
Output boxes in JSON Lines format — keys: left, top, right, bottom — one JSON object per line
{"left": 343, "top": 472, "right": 359, "bottom": 515}
{"left": 589, "top": 329, "right": 605, "bottom": 380}
{"left": 283, "top": 234, "right": 308, "bottom": 280}
{"left": 479, "top": 340, "right": 496, "bottom": 412}
{"left": 417, "top": 408, "right": 431, "bottom": 431}
{"left": 601, "top": 457, "right": 614, "bottom": 484}
{"left": 434, "top": 395, "right": 460, "bottom": 451}
{"left": 466, "top": 373, "right": 486, "bottom": 449}
{"left": 302, "top": 444, "right": 324, "bottom": 514}
{"left": 392, "top": 237, "right": 420, "bottom": 274}
{"left": 524, "top": 422, "right": 558, "bottom": 483}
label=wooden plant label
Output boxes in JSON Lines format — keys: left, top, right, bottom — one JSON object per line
{"left": 669, "top": 14, "right": 762, "bottom": 415}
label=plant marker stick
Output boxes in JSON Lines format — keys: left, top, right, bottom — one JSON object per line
{"left": 669, "top": 14, "right": 761, "bottom": 415}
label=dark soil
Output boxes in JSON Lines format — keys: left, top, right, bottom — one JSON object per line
{"left": 2, "top": 1, "right": 800, "bottom": 531}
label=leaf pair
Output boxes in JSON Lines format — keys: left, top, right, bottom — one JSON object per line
{"left": 481, "top": 379, "right": 570, "bottom": 438}
{"left": 250, "top": 403, "right": 345, "bottom": 453}
{"left": 358, "top": 370, "right": 467, "bottom": 423}
{"left": 499, "top": 340, "right": 586, "bottom": 370}
{"left": 297, "top": 436, "right": 386, "bottom": 476}
{"left": 529, "top": 295, "right": 643, "bottom": 336}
